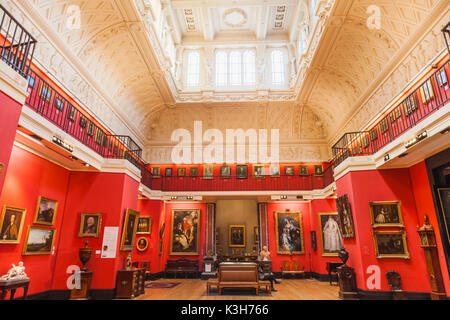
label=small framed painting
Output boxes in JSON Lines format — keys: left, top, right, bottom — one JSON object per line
{"left": 229, "top": 225, "right": 246, "bottom": 248}
{"left": 0, "top": 206, "right": 26, "bottom": 244}
{"left": 236, "top": 165, "right": 248, "bottom": 179}
{"left": 119, "top": 209, "right": 140, "bottom": 251}
{"left": 369, "top": 201, "right": 404, "bottom": 228}
{"left": 78, "top": 212, "right": 102, "bottom": 238}
{"left": 151, "top": 167, "right": 161, "bottom": 177}
{"left": 314, "top": 165, "right": 324, "bottom": 176}
{"left": 270, "top": 165, "right": 280, "bottom": 177}
{"left": 177, "top": 168, "right": 186, "bottom": 177}
{"left": 373, "top": 231, "right": 410, "bottom": 259}
{"left": 165, "top": 168, "right": 173, "bottom": 177}
{"left": 190, "top": 167, "right": 199, "bottom": 177}
{"left": 253, "top": 165, "right": 265, "bottom": 178}
{"left": 220, "top": 166, "right": 231, "bottom": 178}
{"left": 137, "top": 216, "right": 152, "bottom": 235}
{"left": 203, "top": 165, "right": 213, "bottom": 179}
{"left": 34, "top": 196, "right": 58, "bottom": 226}
{"left": 285, "top": 166, "right": 295, "bottom": 176}
{"left": 22, "top": 226, "right": 56, "bottom": 255}
{"left": 136, "top": 237, "right": 149, "bottom": 252}
{"left": 299, "top": 166, "right": 308, "bottom": 176}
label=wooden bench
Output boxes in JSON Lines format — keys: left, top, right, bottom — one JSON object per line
{"left": 217, "top": 262, "right": 259, "bottom": 295}
{"left": 164, "top": 258, "right": 199, "bottom": 278}
{"left": 258, "top": 280, "right": 272, "bottom": 294}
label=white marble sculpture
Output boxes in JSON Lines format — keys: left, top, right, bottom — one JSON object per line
{"left": 0, "top": 262, "right": 28, "bottom": 281}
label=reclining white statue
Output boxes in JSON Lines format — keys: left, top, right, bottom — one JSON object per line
{"left": 0, "top": 262, "right": 28, "bottom": 281}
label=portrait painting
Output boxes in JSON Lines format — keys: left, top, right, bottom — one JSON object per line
{"left": 190, "top": 167, "right": 199, "bottom": 177}
{"left": 270, "top": 165, "right": 280, "bottom": 177}
{"left": 78, "top": 212, "right": 102, "bottom": 238}
{"left": 137, "top": 216, "right": 152, "bottom": 235}
{"left": 170, "top": 209, "right": 200, "bottom": 255}
{"left": 314, "top": 165, "right": 324, "bottom": 176}
{"left": 33, "top": 196, "right": 58, "bottom": 225}
{"left": 311, "top": 231, "right": 317, "bottom": 251}
{"left": 151, "top": 167, "right": 160, "bottom": 177}
{"left": 22, "top": 226, "right": 56, "bottom": 255}
{"left": 299, "top": 166, "right": 308, "bottom": 176}
{"left": 336, "top": 194, "right": 355, "bottom": 238}
{"left": 373, "top": 231, "right": 410, "bottom": 259}
{"left": 220, "top": 166, "right": 231, "bottom": 178}
{"left": 120, "top": 209, "right": 140, "bottom": 251}
{"left": 236, "top": 165, "right": 248, "bottom": 179}
{"left": 318, "top": 213, "right": 344, "bottom": 257}
{"left": 165, "top": 168, "right": 173, "bottom": 177}
{"left": 229, "top": 225, "right": 246, "bottom": 248}
{"left": 136, "top": 237, "right": 149, "bottom": 252}
{"left": 285, "top": 166, "right": 294, "bottom": 176}
{"left": 177, "top": 168, "right": 186, "bottom": 177}
{"left": 369, "top": 201, "right": 404, "bottom": 228}
{"left": 253, "top": 165, "right": 265, "bottom": 178}
{"left": 203, "top": 165, "right": 213, "bottom": 179}
{"left": 274, "top": 211, "right": 304, "bottom": 255}
{"left": 0, "top": 206, "right": 26, "bottom": 244}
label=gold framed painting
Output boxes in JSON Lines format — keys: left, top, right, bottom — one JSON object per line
{"left": 33, "top": 196, "right": 58, "bottom": 226}
{"left": 314, "top": 165, "right": 324, "bottom": 176}
{"left": 22, "top": 226, "right": 56, "bottom": 255}
{"left": 136, "top": 237, "right": 149, "bottom": 252}
{"left": 78, "top": 212, "right": 102, "bottom": 238}
{"left": 336, "top": 194, "right": 355, "bottom": 238}
{"left": 373, "top": 230, "right": 410, "bottom": 259}
{"left": 170, "top": 209, "right": 201, "bottom": 255}
{"left": 253, "top": 165, "right": 265, "bottom": 178}
{"left": 119, "top": 209, "right": 140, "bottom": 251}
{"left": 369, "top": 201, "right": 404, "bottom": 228}
{"left": 151, "top": 167, "right": 161, "bottom": 177}
{"left": 137, "top": 216, "right": 152, "bottom": 235}
{"left": 177, "top": 168, "right": 186, "bottom": 177}
{"left": 229, "top": 225, "right": 246, "bottom": 248}
{"left": 203, "top": 165, "right": 213, "bottom": 179}
{"left": 318, "top": 212, "right": 344, "bottom": 257}
{"left": 274, "top": 210, "right": 304, "bottom": 255}
{"left": 299, "top": 166, "right": 308, "bottom": 176}
{"left": 0, "top": 206, "right": 26, "bottom": 244}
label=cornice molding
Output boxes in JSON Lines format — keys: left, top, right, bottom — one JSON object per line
{"left": 0, "top": 61, "right": 28, "bottom": 105}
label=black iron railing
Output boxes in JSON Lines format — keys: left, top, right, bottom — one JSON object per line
{"left": 332, "top": 60, "right": 450, "bottom": 167}
{"left": 0, "top": 4, "right": 36, "bottom": 77}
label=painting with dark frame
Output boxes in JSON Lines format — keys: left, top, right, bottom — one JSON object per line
{"left": 274, "top": 210, "right": 304, "bottom": 254}
{"left": 229, "top": 225, "right": 246, "bottom": 248}
{"left": 87, "top": 122, "right": 95, "bottom": 137}
{"left": 170, "top": 209, "right": 200, "bottom": 255}
{"left": 151, "top": 167, "right": 160, "bottom": 177}
{"left": 119, "top": 209, "right": 140, "bottom": 251}
{"left": 373, "top": 231, "right": 410, "bottom": 259}
{"left": 370, "top": 128, "right": 378, "bottom": 142}
{"left": 67, "top": 104, "right": 76, "bottom": 121}
{"left": 310, "top": 231, "right": 317, "bottom": 251}
{"left": 177, "top": 168, "right": 186, "bottom": 177}
{"left": 165, "top": 168, "right": 173, "bottom": 177}
{"left": 336, "top": 194, "right": 355, "bottom": 238}
{"left": 0, "top": 206, "right": 26, "bottom": 244}
{"left": 78, "top": 212, "right": 102, "bottom": 238}
{"left": 369, "top": 201, "right": 404, "bottom": 228}
{"left": 380, "top": 118, "right": 389, "bottom": 134}
{"left": 39, "top": 83, "right": 52, "bottom": 102}
{"left": 236, "top": 165, "right": 248, "bottom": 179}
{"left": 253, "top": 165, "right": 265, "bottom": 178}
{"left": 403, "top": 93, "right": 418, "bottom": 117}
{"left": 299, "top": 166, "right": 308, "bottom": 176}
{"left": 284, "top": 166, "right": 295, "bottom": 176}
{"left": 22, "top": 226, "right": 56, "bottom": 256}
{"left": 54, "top": 97, "right": 64, "bottom": 111}
{"left": 190, "top": 167, "right": 199, "bottom": 177}
{"left": 314, "top": 165, "right": 324, "bottom": 176}
{"left": 220, "top": 166, "right": 231, "bottom": 178}
{"left": 137, "top": 216, "right": 151, "bottom": 235}
{"left": 34, "top": 196, "right": 58, "bottom": 226}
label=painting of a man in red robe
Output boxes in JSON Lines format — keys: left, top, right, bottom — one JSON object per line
{"left": 170, "top": 209, "right": 200, "bottom": 255}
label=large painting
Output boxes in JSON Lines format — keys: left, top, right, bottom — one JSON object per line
{"left": 274, "top": 211, "right": 304, "bottom": 255}
{"left": 229, "top": 225, "right": 246, "bottom": 248}
{"left": 34, "top": 196, "right": 58, "bottom": 226}
{"left": 22, "top": 226, "right": 56, "bottom": 255}
{"left": 373, "top": 231, "right": 410, "bottom": 259}
{"left": 369, "top": 201, "right": 404, "bottom": 228}
{"left": 336, "top": 194, "right": 355, "bottom": 238}
{"left": 119, "top": 209, "right": 140, "bottom": 251}
{"left": 0, "top": 206, "right": 26, "bottom": 244}
{"left": 318, "top": 213, "right": 344, "bottom": 257}
{"left": 169, "top": 209, "right": 200, "bottom": 255}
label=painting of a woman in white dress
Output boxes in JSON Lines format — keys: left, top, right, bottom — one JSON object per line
{"left": 319, "top": 213, "right": 343, "bottom": 256}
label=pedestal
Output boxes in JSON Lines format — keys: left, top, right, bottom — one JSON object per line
{"left": 70, "top": 271, "right": 92, "bottom": 300}
{"left": 201, "top": 257, "right": 217, "bottom": 280}
{"left": 337, "top": 265, "right": 358, "bottom": 300}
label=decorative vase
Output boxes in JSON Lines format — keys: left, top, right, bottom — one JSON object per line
{"left": 79, "top": 241, "right": 92, "bottom": 272}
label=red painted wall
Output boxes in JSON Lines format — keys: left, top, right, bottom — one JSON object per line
{"left": 0, "top": 92, "right": 23, "bottom": 196}
{"left": 336, "top": 169, "right": 430, "bottom": 294}
{"left": 0, "top": 146, "right": 70, "bottom": 296}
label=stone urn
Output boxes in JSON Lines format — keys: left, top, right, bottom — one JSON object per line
{"left": 79, "top": 241, "right": 93, "bottom": 272}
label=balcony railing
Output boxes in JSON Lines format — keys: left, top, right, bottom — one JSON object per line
{"left": 0, "top": 4, "right": 36, "bottom": 78}
{"left": 332, "top": 59, "right": 450, "bottom": 167}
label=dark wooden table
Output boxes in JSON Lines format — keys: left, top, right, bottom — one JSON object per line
{"left": 0, "top": 279, "right": 30, "bottom": 300}
{"left": 326, "top": 262, "right": 342, "bottom": 286}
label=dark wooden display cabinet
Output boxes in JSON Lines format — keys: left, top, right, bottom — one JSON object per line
{"left": 115, "top": 268, "right": 145, "bottom": 299}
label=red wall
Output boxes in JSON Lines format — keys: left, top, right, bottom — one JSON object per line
{"left": 0, "top": 92, "right": 23, "bottom": 196}
{"left": 336, "top": 169, "right": 431, "bottom": 293}
{"left": 0, "top": 146, "right": 70, "bottom": 296}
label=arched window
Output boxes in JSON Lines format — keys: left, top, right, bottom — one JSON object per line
{"left": 271, "top": 49, "right": 285, "bottom": 85}
{"left": 186, "top": 51, "right": 200, "bottom": 87}
{"left": 229, "top": 51, "right": 242, "bottom": 86}
{"left": 216, "top": 51, "right": 228, "bottom": 87}
{"left": 243, "top": 50, "right": 256, "bottom": 86}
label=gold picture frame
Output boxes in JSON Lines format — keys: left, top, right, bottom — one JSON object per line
{"left": 369, "top": 201, "right": 404, "bottom": 228}
{"left": 0, "top": 206, "right": 26, "bottom": 244}
{"left": 229, "top": 225, "right": 246, "bottom": 248}
{"left": 119, "top": 209, "right": 140, "bottom": 251}
{"left": 203, "top": 165, "right": 213, "bottom": 179}
{"left": 137, "top": 216, "right": 152, "bottom": 235}
{"left": 136, "top": 237, "right": 149, "bottom": 252}
{"left": 318, "top": 212, "right": 343, "bottom": 257}
{"left": 78, "top": 212, "right": 102, "bottom": 238}
{"left": 169, "top": 209, "right": 201, "bottom": 255}
{"left": 274, "top": 210, "right": 304, "bottom": 255}
{"left": 373, "top": 230, "right": 410, "bottom": 259}
{"left": 253, "top": 165, "right": 265, "bottom": 178}
{"left": 33, "top": 196, "right": 58, "bottom": 226}
{"left": 22, "top": 226, "right": 56, "bottom": 255}
{"left": 314, "top": 165, "right": 324, "bottom": 177}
